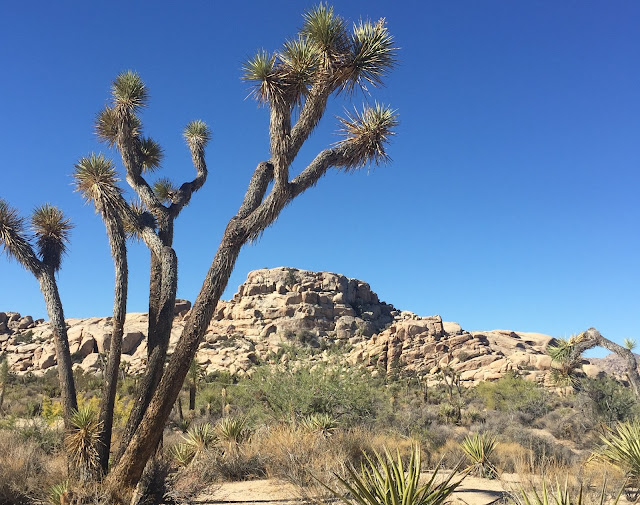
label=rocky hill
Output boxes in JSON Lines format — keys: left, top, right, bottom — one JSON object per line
{"left": 0, "top": 267, "right": 615, "bottom": 385}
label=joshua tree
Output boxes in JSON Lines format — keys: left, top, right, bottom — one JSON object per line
{"left": 105, "top": 4, "right": 398, "bottom": 490}
{"left": 0, "top": 201, "right": 78, "bottom": 427}
{"left": 548, "top": 328, "right": 640, "bottom": 399}
{"left": 73, "top": 154, "right": 129, "bottom": 475}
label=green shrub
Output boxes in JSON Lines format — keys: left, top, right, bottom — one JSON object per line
{"left": 232, "top": 363, "right": 386, "bottom": 425}
{"left": 580, "top": 376, "right": 639, "bottom": 426}
{"left": 476, "top": 373, "right": 549, "bottom": 420}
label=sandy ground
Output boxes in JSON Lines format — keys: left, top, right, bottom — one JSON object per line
{"left": 189, "top": 474, "right": 510, "bottom": 505}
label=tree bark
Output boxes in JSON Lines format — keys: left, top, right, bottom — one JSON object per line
{"left": 39, "top": 268, "right": 78, "bottom": 428}
{"left": 97, "top": 215, "right": 127, "bottom": 475}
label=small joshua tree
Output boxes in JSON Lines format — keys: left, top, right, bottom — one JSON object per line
{"left": 0, "top": 201, "right": 78, "bottom": 427}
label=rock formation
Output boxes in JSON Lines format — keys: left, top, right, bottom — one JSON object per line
{"left": 0, "top": 267, "right": 614, "bottom": 385}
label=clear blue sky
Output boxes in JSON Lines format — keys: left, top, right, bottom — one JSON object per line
{"left": 1, "top": 1, "right": 638, "bottom": 349}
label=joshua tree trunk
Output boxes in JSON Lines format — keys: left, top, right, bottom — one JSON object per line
{"left": 39, "top": 268, "right": 78, "bottom": 427}
{"left": 96, "top": 216, "right": 128, "bottom": 475}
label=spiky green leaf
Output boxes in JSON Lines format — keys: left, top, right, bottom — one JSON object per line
{"left": 336, "top": 102, "right": 398, "bottom": 169}
{"left": 343, "top": 18, "right": 397, "bottom": 93}
{"left": 31, "top": 204, "right": 72, "bottom": 272}
{"left": 0, "top": 199, "right": 40, "bottom": 273}
{"left": 301, "top": 3, "right": 349, "bottom": 65}
{"left": 139, "top": 137, "right": 163, "bottom": 172}
{"left": 183, "top": 120, "right": 212, "bottom": 151}
{"left": 242, "top": 50, "right": 285, "bottom": 104}
{"left": 152, "top": 177, "right": 177, "bottom": 204}
{"left": 73, "top": 153, "right": 124, "bottom": 215}
{"left": 111, "top": 71, "right": 148, "bottom": 111}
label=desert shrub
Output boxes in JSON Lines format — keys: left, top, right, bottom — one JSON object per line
{"left": 0, "top": 428, "right": 66, "bottom": 504}
{"left": 502, "top": 425, "right": 579, "bottom": 470}
{"left": 580, "top": 376, "right": 639, "bottom": 426}
{"left": 476, "top": 373, "right": 549, "bottom": 421}
{"left": 231, "top": 363, "right": 386, "bottom": 425}
{"left": 17, "top": 419, "right": 62, "bottom": 454}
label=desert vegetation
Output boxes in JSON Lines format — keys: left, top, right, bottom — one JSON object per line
{"left": 0, "top": 348, "right": 638, "bottom": 503}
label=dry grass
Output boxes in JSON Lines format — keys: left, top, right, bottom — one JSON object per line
{"left": 0, "top": 428, "right": 66, "bottom": 504}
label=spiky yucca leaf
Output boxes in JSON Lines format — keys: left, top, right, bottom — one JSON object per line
{"left": 242, "top": 50, "right": 284, "bottom": 105}
{"left": 181, "top": 423, "right": 216, "bottom": 459}
{"left": 0, "top": 199, "right": 40, "bottom": 274}
{"left": 624, "top": 338, "right": 636, "bottom": 351}
{"left": 139, "top": 137, "right": 163, "bottom": 171}
{"left": 48, "top": 480, "right": 69, "bottom": 505}
{"left": 169, "top": 442, "right": 196, "bottom": 466}
{"left": 65, "top": 406, "right": 102, "bottom": 479}
{"left": 31, "top": 204, "right": 72, "bottom": 272}
{"left": 216, "top": 416, "right": 249, "bottom": 447}
{"left": 301, "top": 3, "right": 349, "bottom": 65}
{"left": 344, "top": 18, "right": 397, "bottom": 93}
{"left": 95, "top": 106, "right": 142, "bottom": 146}
{"left": 73, "top": 153, "right": 124, "bottom": 214}
{"left": 514, "top": 478, "right": 622, "bottom": 505}
{"left": 183, "top": 120, "right": 212, "bottom": 151}
{"left": 300, "top": 412, "right": 338, "bottom": 437}
{"left": 460, "top": 432, "right": 497, "bottom": 479}
{"left": 153, "top": 178, "right": 177, "bottom": 204}
{"left": 112, "top": 71, "right": 148, "bottom": 111}
{"left": 320, "top": 446, "right": 462, "bottom": 505}
{"left": 280, "top": 37, "right": 319, "bottom": 102}
{"left": 337, "top": 103, "right": 398, "bottom": 169}
{"left": 595, "top": 420, "right": 640, "bottom": 485}
{"left": 547, "top": 338, "right": 574, "bottom": 363}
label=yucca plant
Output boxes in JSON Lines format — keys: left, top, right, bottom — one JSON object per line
{"left": 184, "top": 423, "right": 216, "bottom": 455}
{"left": 169, "top": 442, "right": 196, "bottom": 467}
{"left": 48, "top": 481, "right": 69, "bottom": 505}
{"left": 320, "top": 446, "right": 462, "bottom": 505}
{"left": 513, "top": 478, "right": 623, "bottom": 505}
{"left": 216, "top": 416, "right": 249, "bottom": 450}
{"left": 593, "top": 420, "right": 640, "bottom": 498}
{"left": 460, "top": 432, "right": 497, "bottom": 479}
{"left": 65, "top": 406, "right": 102, "bottom": 480}
{"left": 300, "top": 412, "right": 338, "bottom": 437}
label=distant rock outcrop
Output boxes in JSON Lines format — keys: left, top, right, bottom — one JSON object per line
{"left": 0, "top": 267, "right": 617, "bottom": 385}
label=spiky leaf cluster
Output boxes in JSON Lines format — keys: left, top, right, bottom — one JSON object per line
{"left": 95, "top": 106, "right": 142, "bottom": 147}
{"left": 184, "top": 120, "right": 212, "bottom": 152}
{"left": 321, "top": 446, "right": 461, "bottom": 505}
{"left": 460, "top": 432, "right": 497, "bottom": 479}
{"left": 336, "top": 103, "right": 398, "bottom": 169}
{"left": 152, "top": 178, "right": 177, "bottom": 204}
{"left": 595, "top": 420, "right": 640, "bottom": 486}
{"left": 242, "top": 3, "right": 396, "bottom": 106}
{"left": 31, "top": 204, "right": 72, "bottom": 272}
{"left": 139, "top": 137, "right": 163, "bottom": 172}
{"left": 111, "top": 71, "right": 148, "bottom": 112}
{"left": 73, "top": 153, "right": 125, "bottom": 214}
{"left": 65, "top": 406, "right": 102, "bottom": 479}
{"left": 0, "top": 199, "right": 41, "bottom": 274}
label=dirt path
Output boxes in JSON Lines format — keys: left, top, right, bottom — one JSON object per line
{"left": 189, "top": 475, "right": 508, "bottom": 505}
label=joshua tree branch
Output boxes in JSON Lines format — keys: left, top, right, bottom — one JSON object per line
{"left": 570, "top": 328, "right": 640, "bottom": 399}
{"left": 237, "top": 162, "right": 274, "bottom": 219}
